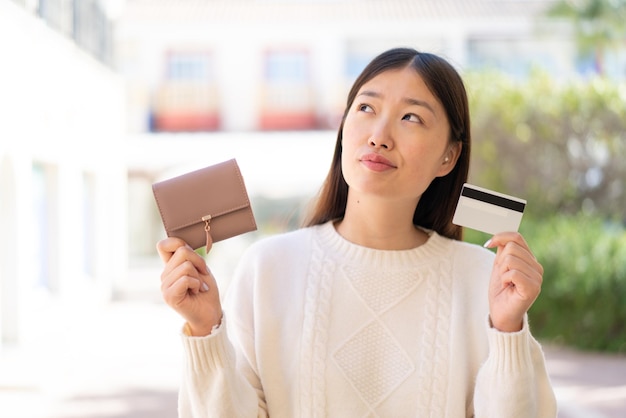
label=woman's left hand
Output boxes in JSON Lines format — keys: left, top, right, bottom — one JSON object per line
{"left": 484, "top": 232, "right": 544, "bottom": 333}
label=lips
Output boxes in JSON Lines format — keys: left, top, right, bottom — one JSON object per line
{"left": 359, "top": 153, "right": 397, "bottom": 171}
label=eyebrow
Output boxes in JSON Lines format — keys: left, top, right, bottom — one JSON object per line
{"left": 357, "top": 90, "right": 436, "bottom": 115}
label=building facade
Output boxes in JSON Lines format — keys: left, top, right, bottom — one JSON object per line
{"left": 0, "top": 0, "right": 126, "bottom": 348}
{"left": 115, "top": 0, "right": 577, "bottom": 134}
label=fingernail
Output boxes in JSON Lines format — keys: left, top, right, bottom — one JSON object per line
{"left": 483, "top": 239, "right": 492, "bottom": 248}
{"left": 202, "top": 282, "right": 210, "bottom": 292}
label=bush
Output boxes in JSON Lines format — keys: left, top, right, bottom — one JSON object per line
{"left": 465, "top": 214, "right": 626, "bottom": 352}
{"left": 460, "top": 70, "right": 626, "bottom": 352}
{"left": 524, "top": 215, "right": 626, "bottom": 352}
{"left": 465, "top": 70, "right": 626, "bottom": 222}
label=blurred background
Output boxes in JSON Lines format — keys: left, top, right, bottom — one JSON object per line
{"left": 0, "top": 0, "right": 624, "bottom": 417}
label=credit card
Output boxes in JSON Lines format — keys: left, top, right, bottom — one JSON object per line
{"left": 452, "top": 183, "right": 526, "bottom": 235}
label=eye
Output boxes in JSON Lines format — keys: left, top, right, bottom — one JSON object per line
{"left": 402, "top": 113, "right": 424, "bottom": 124}
{"left": 357, "top": 103, "right": 374, "bottom": 113}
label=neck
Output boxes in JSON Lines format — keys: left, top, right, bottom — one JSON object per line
{"left": 335, "top": 193, "right": 428, "bottom": 250}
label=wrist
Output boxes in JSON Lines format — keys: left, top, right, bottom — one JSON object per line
{"left": 489, "top": 315, "right": 523, "bottom": 333}
{"left": 184, "top": 313, "right": 223, "bottom": 337}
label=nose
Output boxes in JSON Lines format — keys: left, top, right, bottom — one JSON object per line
{"left": 368, "top": 137, "right": 390, "bottom": 149}
{"left": 368, "top": 121, "right": 393, "bottom": 150}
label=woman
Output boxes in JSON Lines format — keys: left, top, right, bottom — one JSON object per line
{"left": 158, "top": 47, "right": 557, "bottom": 417}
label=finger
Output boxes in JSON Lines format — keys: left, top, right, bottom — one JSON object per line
{"left": 492, "top": 251, "right": 543, "bottom": 297}
{"left": 157, "top": 237, "right": 191, "bottom": 263}
{"left": 161, "top": 259, "right": 201, "bottom": 288}
{"left": 495, "top": 254, "right": 543, "bottom": 285}
{"left": 494, "top": 242, "right": 541, "bottom": 268}
{"left": 162, "top": 245, "right": 210, "bottom": 279}
{"left": 493, "top": 248, "right": 543, "bottom": 291}
{"left": 496, "top": 268, "right": 542, "bottom": 302}
{"left": 486, "top": 233, "right": 539, "bottom": 266}
{"left": 161, "top": 260, "right": 215, "bottom": 307}
{"left": 484, "top": 232, "right": 531, "bottom": 253}
{"left": 163, "top": 276, "right": 204, "bottom": 307}
{"left": 494, "top": 243, "right": 543, "bottom": 278}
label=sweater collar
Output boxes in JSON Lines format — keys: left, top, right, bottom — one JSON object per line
{"left": 315, "top": 221, "right": 452, "bottom": 268}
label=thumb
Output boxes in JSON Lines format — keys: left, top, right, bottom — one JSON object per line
{"left": 157, "top": 237, "right": 190, "bottom": 263}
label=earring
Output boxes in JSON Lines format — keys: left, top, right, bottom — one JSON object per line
{"left": 444, "top": 156, "right": 450, "bottom": 163}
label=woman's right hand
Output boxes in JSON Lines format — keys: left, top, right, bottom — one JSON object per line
{"left": 157, "top": 237, "right": 223, "bottom": 336}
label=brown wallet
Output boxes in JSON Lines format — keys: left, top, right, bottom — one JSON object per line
{"left": 152, "top": 159, "right": 257, "bottom": 251}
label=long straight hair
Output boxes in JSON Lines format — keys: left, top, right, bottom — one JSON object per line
{"left": 304, "top": 48, "right": 471, "bottom": 240}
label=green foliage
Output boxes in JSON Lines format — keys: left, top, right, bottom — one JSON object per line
{"left": 250, "top": 195, "right": 309, "bottom": 232}
{"left": 464, "top": 70, "right": 626, "bottom": 352}
{"left": 547, "top": 0, "right": 626, "bottom": 61}
{"left": 465, "top": 70, "right": 626, "bottom": 221}
{"left": 523, "top": 215, "right": 626, "bottom": 352}
{"left": 463, "top": 215, "right": 626, "bottom": 352}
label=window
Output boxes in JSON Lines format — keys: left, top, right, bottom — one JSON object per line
{"left": 467, "top": 37, "right": 560, "bottom": 78}
{"left": 166, "top": 51, "right": 214, "bottom": 81}
{"left": 152, "top": 50, "right": 220, "bottom": 132}
{"left": 265, "top": 50, "right": 309, "bottom": 83}
{"left": 259, "top": 49, "right": 316, "bottom": 130}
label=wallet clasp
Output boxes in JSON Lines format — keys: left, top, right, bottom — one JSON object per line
{"left": 202, "top": 215, "right": 212, "bottom": 252}
{"left": 202, "top": 214, "right": 212, "bottom": 230}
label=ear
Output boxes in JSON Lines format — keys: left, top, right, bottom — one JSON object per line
{"left": 436, "top": 142, "right": 462, "bottom": 177}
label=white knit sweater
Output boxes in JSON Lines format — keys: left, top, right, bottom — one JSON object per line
{"left": 179, "top": 221, "right": 557, "bottom": 417}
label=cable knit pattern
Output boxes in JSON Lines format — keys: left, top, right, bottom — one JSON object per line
{"left": 300, "top": 229, "right": 334, "bottom": 417}
{"left": 416, "top": 261, "right": 451, "bottom": 417}
{"left": 175, "top": 221, "right": 557, "bottom": 418}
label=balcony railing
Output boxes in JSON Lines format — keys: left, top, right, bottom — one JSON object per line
{"left": 12, "top": 0, "right": 113, "bottom": 67}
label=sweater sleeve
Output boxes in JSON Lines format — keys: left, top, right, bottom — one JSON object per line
{"left": 177, "top": 316, "right": 267, "bottom": 418}
{"left": 473, "top": 315, "right": 558, "bottom": 418}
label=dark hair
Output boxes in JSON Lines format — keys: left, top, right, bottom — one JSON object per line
{"left": 304, "top": 47, "right": 471, "bottom": 240}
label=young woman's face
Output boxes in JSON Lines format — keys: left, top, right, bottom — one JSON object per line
{"left": 341, "top": 66, "right": 458, "bottom": 204}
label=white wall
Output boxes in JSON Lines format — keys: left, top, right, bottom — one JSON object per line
{"left": 0, "top": 0, "right": 126, "bottom": 348}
